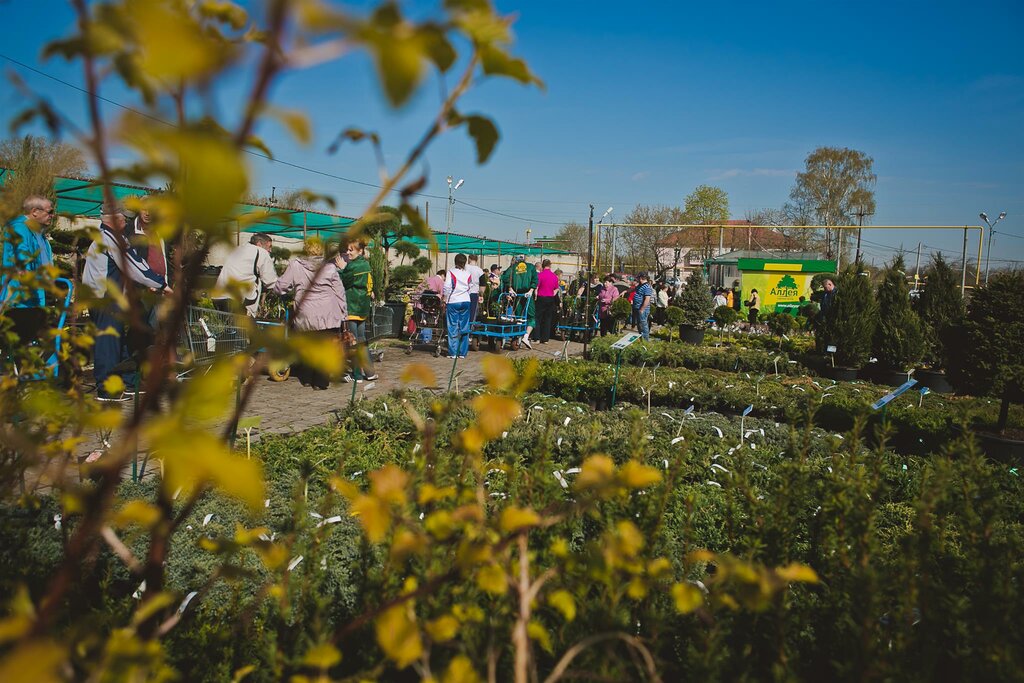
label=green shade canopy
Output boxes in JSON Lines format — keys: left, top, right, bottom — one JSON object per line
{"left": 2, "top": 170, "right": 569, "bottom": 255}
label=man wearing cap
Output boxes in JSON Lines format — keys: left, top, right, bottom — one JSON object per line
{"left": 1, "top": 195, "right": 56, "bottom": 352}
{"left": 500, "top": 254, "right": 537, "bottom": 349}
{"left": 83, "top": 204, "right": 170, "bottom": 400}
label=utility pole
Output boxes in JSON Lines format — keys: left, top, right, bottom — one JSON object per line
{"left": 960, "top": 227, "right": 968, "bottom": 295}
{"left": 584, "top": 205, "right": 594, "bottom": 357}
{"left": 914, "top": 241, "right": 922, "bottom": 291}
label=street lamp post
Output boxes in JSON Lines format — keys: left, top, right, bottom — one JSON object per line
{"left": 445, "top": 176, "right": 464, "bottom": 270}
{"left": 979, "top": 211, "right": 1007, "bottom": 283}
{"left": 597, "top": 207, "right": 613, "bottom": 272}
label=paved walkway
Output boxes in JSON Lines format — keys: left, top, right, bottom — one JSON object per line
{"left": 77, "top": 337, "right": 589, "bottom": 461}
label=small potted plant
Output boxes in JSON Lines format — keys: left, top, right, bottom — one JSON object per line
{"left": 609, "top": 296, "right": 632, "bottom": 333}
{"left": 914, "top": 253, "right": 963, "bottom": 393}
{"left": 678, "top": 269, "right": 714, "bottom": 345}
{"left": 872, "top": 256, "right": 926, "bottom": 385}
{"left": 948, "top": 270, "right": 1024, "bottom": 461}
{"left": 765, "top": 311, "right": 795, "bottom": 349}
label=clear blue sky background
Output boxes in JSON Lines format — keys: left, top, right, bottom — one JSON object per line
{"left": 1, "top": 0, "right": 1022, "bottom": 267}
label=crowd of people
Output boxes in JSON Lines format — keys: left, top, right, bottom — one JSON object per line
{"left": 3, "top": 191, "right": 834, "bottom": 398}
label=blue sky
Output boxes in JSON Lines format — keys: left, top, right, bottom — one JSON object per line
{"left": 1, "top": 0, "right": 1022, "bottom": 267}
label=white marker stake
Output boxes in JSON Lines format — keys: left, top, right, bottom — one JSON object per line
{"left": 740, "top": 404, "right": 753, "bottom": 446}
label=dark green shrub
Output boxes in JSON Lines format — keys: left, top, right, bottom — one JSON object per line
{"left": 610, "top": 296, "right": 631, "bottom": 322}
{"left": 873, "top": 255, "right": 926, "bottom": 371}
{"left": 713, "top": 304, "right": 739, "bottom": 326}
{"left": 818, "top": 263, "right": 877, "bottom": 368}
{"left": 679, "top": 270, "right": 714, "bottom": 328}
{"left": 766, "top": 311, "right": 794, "bottom": 339}
{"left": 915, "top": 253, "right": 964, "bottom": 369}
{"left": 665, "top": 306, "right": 685, "bottom": 340}
{"left": 948, "top": 270, "right": 1024, "bottom": 431}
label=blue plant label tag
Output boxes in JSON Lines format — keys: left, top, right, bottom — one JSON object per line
{"left": 871, "top": 379, "right": 919, "bottom": 411}
{"left": 742, "top": 405, "right": 753, "bottom": 416}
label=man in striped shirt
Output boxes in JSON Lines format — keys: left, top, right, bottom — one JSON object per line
{"left": 83, "top": 204, "right": 170, "bottom": 400}
{"left": 633, "top": 272, "right": 654, "bottom": 341}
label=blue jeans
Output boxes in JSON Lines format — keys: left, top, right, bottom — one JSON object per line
{"left": 347, "top": 319, "right": 374, "bottom": 379}
{"left": 91, "top": 306, "right": 136, "bottom": 394}
{"left": 469, "top": 292, "right": 479, "bottom": 323}
{"left": 636, "top": 306, "right": 650, "bottom": 341}
{"left": 446, "top": 301, "right": 471, "bottom": 357}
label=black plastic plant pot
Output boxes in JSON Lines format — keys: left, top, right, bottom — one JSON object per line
{"left": 976, "top": 431, "right": 1024, "bottom": 466}
{"left": 877, "top": 368, "right": 914, "bottom": 387}
{"left": 679, "top": 324, "right": 705, "bottom": 345}
{"left": 384, "top": 302, "right": 407, "bottom": 338}
{"left": 824, "top": 366, "right": 859, "bottom": 382}
{"left": 916, "top": 368, "right": 954, "bottom": 394}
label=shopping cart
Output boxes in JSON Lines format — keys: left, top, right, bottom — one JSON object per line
{"left": 6, "top": 277, "right": 75, "bottom": 381}
{"left": 180, "top": 306, "right": 289, "bottom": 379}
{"left": 406, "top": 292, "right": 446, "bottom": 356}
{"left": 470, "top": 292, "right": 529, "bottom": 352}
{"left": 556, "top": 295, "right": 599, "bottom": 342}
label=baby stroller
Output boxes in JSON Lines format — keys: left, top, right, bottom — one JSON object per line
{"left": 406, "top": 291, "right": 447, "bottom": 356}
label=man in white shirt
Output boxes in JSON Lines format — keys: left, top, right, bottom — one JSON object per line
{"left": 466, "top": 253, "right": 485, "bottom": 326}
{"left": 214, "top": 233, "right": 279, "bottom": 317}
{"left": 442, "top": 253, "right": 473, "bottom": 358}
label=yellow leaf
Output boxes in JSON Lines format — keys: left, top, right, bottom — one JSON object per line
{"left": 232, "top": 664, "right": 257, "bottom": 683}
{"left": 499, "top": 505, "right": 540, "bottom": 534}
{"left": 401, "top": 362, "right": 436, "bottom": 386}
{"left": 618, "top": 460, "right": 662, "bottom": 489}
{"left": 527, "top": 620, "right": 553, "bottom": 653}
{"left": 102, "top": 375, "right": 125, "bottom": 397}
{"left": 329, "top": 474, "right": 359, "bottom": 500}
{"left": 369, "top": 465, "right": 409, "bottom": 505}
{"left": 291, "top": 333, "right": 345, "bottom": 380}
{"left": 459, "top": 426, "right": 485, "bottom": 454}
{"left": 615, "top": 521, "right": 644, "bottom": 557}
{"left": 375, "top": 605, "right": 422, "bottom": 669}
{"left": 775, "top": 562, "right": 819, "bottom": 584}
{"left": 302, "top": 642, "right": 341, "bottom": 669}
{"left": 687, "top": 549, "right": 716, "bottom": 564}
{"left": 83, "top": 408, "right": 124, "bottom": 430}
{"left": 647, "top": 557, "right": 672, "bottom": 579}
{"left": 424, "top": 510, "right": 455, "bottom": 540}
{"left": 255, "top": 543, "right": 288, "bottom": 571}
{"left": 147, "top": 422, "right": 265, "bottom": 511}
{"left": 112, "top": 500, "right": 162, "bottom": 529}
{"left": 417, "top": 483, "right": 455, "bottom": 506}
{"left": 0, "top": 615, "right": 31, "bottom": 644}
{"left": 350, "top": 495, "right": 391, "bottom": 543}
{"left": 472, "top": 394, "right": 521, "bottom": 439}
{"left": 425, "top": 615, "right": 459, "bottom": 643}
{"left": 177, "top": 356, "right": 243, "bottom": 422}
{"left": 273, "top": 107, "right": 312, "bottom": 145}
{"left": 0, "top": 639, "right": 64, "bottom": 683}
{"left": 442, "top": 655, "right": 482, "bottom": 683}
{"left": 626, "top": 578, "right": 648, "bottom": 600}
{"left": 134, "top": 0, "right": 225, "bottom": 81}
{"left": 452, "top": 603, "right": 485, "bottom": 623}
{"left": 574, "top": 454, "right": 615, "bottom": 491}
{"left": 546, "top": 590, "right": 576, "bottom": 622}
{"left": 476, "top": 563, "right": 507, "bottom": 595}
{"left": 549, "top": 538, "right": 569, "bottom": 558}
{"left": 390, "top": 529, "right": 426, "bottom": 561}
{"left": 671, "top": 583, "right": 703, "bottom": 614}
{"left": 480, "top": 355, "right": 516, "bottom": 391}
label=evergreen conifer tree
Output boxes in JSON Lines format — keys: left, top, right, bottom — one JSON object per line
{"left": 873, "top": 255, "right": 926, "bottom": 371}
{"left": 679, "top": 269, "right": 714, "bottom": 328}
{"left": 948, "top": 270, "right": 1024, "bottom": 432}
{"left": 915, "top": 253, "right": 965, "bottom": 370}
{"left": 820, "top": 262, "right": 877, "bottom": 368}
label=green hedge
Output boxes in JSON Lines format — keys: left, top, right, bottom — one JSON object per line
{"left": 589, "top": 337, "right": 810, "bottom": 376}
{"left": 3, "top": 393, "right": 1022, "bottom": 680}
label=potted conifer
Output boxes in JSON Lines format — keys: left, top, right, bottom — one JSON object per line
{"left": 914, "top": 253, "right": 963, "bottom": 393}
{"left": 678, "top": 269, "right": 714, "bottom": 345}
{"left": 872, "top": 256, "right": 926, "bottom": 385}
{"left": 817, "top": 263, "right": 877, "bottom": 381}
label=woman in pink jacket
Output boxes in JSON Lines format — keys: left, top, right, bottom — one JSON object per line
{"left": 272, "top": 238, "right": 348, "bottom": 390}
{"left": 597, "top": 274, "right": 620, "bottom": 337}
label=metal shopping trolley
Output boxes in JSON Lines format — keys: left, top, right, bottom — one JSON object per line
{"left": 470, "top": 292, "right": 529, "bottom": 352}
{"left": 179, "top": 305, "right": 289, "bottom": 378}
{"left": 406, "top": 291, "right": 447, "bottom": 356}
{"left": 556, "top": 295, "right": 599, "bottom": 342}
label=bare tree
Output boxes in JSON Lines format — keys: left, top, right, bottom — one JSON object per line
{"left": 619, "top": 204, "right": 686, "bottom": 276}
{"left": 0, "top": 135, "right": 87, "bottom": 215}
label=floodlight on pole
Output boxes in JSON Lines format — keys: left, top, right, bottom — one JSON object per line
{"left": 445, "top": 176, "right": 465, "bottom": 270}
{"left": 979, "top": 210, "right": 1006, "bottom": 283}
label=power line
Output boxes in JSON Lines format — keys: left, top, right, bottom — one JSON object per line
{"left": 0, "top": 52, "right": 564, "bottom": 225}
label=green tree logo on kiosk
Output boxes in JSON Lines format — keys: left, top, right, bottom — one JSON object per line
{"left": 771, "top": 274, "right": 799, "bottom": 298}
